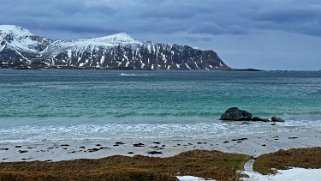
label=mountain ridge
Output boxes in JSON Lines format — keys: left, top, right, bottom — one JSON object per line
{"left": 0, "top": 25, "right": 230, "bottom": 70}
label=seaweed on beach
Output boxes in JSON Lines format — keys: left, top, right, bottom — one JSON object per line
{"left": 0, "top": 149, "right": 250, "bottom": 181}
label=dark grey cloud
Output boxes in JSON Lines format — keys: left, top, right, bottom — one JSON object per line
{"left": 250, "top": 5, "right": 321, "bottom": 36}
{"left": 1, "top": 0, "right": 320, "bottom": 38}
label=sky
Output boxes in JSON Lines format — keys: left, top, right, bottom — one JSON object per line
{"left": 1, "top": 0, "right": 321, "bottom": 70}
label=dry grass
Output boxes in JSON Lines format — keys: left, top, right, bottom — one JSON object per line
{"left": 0, "top": 150, "right": 250, "bottom": 181}
{"left": 254, "top": 147, "right": 321, "bottom": 175}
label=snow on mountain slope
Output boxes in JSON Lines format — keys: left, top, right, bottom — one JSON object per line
{"left": 56, "top": 32, "right": 141, "bottom": 48}
{"left": 0, "top": 25, "right": 50, "bottom": 53}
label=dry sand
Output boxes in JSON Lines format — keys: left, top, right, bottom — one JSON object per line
{"left": 1, "top": 128, "right": 321, "bottom": 162}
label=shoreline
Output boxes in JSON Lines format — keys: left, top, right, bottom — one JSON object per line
{"left": 1, "top": 129, "right": 321, "bottom": 162}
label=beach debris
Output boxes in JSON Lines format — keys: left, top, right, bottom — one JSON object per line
{"left": 288, "top": 137, "right": 298, "bottom": 140}
{"left": 147, "top": 151, "right": 162, "bottom": 155}
{"left": 88, "top": 148, "right": 100, "bottom": 152}
{"left": 99, "top": 147, "right": 110, "bottom": 149}
{"left": 133, "top": 143, "right": 145, "bottom": 147}
{"left": 115, "top": 141, "right": 125, "bottom": 145}
{"left": 19, "top": 150, "right": 28, "bottom": 153}
{"left": 220, "top": 107, "right": 253, "bottom": 121}
{"left": 150, "top": 146, "right": 164, "bottom": 150}
{"left": 271, "top": 117, "right": 285, "bottom": 122}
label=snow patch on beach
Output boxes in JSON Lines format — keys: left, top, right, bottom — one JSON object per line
{"left": 243, "top": 168, "right": 321, "bottom": 181}
{"left": 177, "top": 176, "right": 216, "bottom": 181}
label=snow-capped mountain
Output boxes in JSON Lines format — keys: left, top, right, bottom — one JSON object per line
{"left": 0, "top": 25, "right": 230, "bottom": 70}
{"left": 0, "top": 25, "right": 51, "bottom": 64}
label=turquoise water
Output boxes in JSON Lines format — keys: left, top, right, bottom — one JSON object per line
{"left": 0, "top": 69, "right": 321, "bottom": 142}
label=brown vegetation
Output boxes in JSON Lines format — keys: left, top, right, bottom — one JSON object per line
{"left": 0, "top": 150, "right": 250, "bottom": 181}
{"left": 254, "top": 147, "right": 321, "bottom": 174}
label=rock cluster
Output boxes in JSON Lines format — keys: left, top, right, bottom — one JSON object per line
{"left": 220, "top": 107, "right": 285, "bottom": 122}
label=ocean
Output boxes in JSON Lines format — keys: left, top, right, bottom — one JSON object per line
{"left": 0, "top": 69, "right": 321, "bottom": 143}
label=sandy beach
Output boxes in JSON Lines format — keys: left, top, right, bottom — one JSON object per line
{"left": 1, "top": 128, "right": 320, "bottom": 162}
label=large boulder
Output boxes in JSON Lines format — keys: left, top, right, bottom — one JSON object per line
{"left": 271, "top": 117, "right": 285, "bottom": 122}
{"left": 220, "top": 107, "right": 253, "bottom": 121}
{"left": 252, "top": 116, "right": 270, "bottom": 122}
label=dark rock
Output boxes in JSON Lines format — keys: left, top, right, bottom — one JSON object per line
{"left": 261, "top": 144, "right": 266, "bottom": 147}
{"left": 0, "top": 148, "right": 9, "bottom": 150}
{"left": 60, "top": 144, "right": 70, "bottom": 147}
{"left": 288, "top": 137, "right": 298, "bottom": 140}
{"left": 99, "top": 147, "right": 110, "bottom": 149}
{"left": 19, "top": 150, "right": 28, "bottom": 153}
{"left": 127, "top": 152, "right": 134, "bottom": 154}
{"left": 252, "top": 116, "right": 270, "bottom": 122}
{"left": 133, "top": 143, "right": 145, "bottom": 147}
{"left": 220, "top": 107, "right": 253, "bottom": 121}
{"left": 147, "top": 151, "right": 162, "bottom": 155}
{"left": 88, "top": 148, "right": 100, "bottom": 152}
{"left": 95, "top": 144, "right": 101, "bottom": 146}
{"left": 153, "top": 142, "right": 161, "bottom": 144}
{"left": 115, "top": 142, "right": 125, "bottom": 145}
{"left": 271, "top": 117, "right": 285, "bottom": 122}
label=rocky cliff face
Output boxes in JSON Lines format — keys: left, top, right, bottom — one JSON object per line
{"left": 0, "top": 25, "right": 230, "bottom": 70}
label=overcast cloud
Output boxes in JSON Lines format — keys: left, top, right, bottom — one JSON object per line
{"left": 1, "top": 0, "right": 320, "bottom": 70}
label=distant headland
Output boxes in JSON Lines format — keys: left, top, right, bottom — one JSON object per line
{"left": 0, "top": 25, "right": 230, "bottom": 70}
